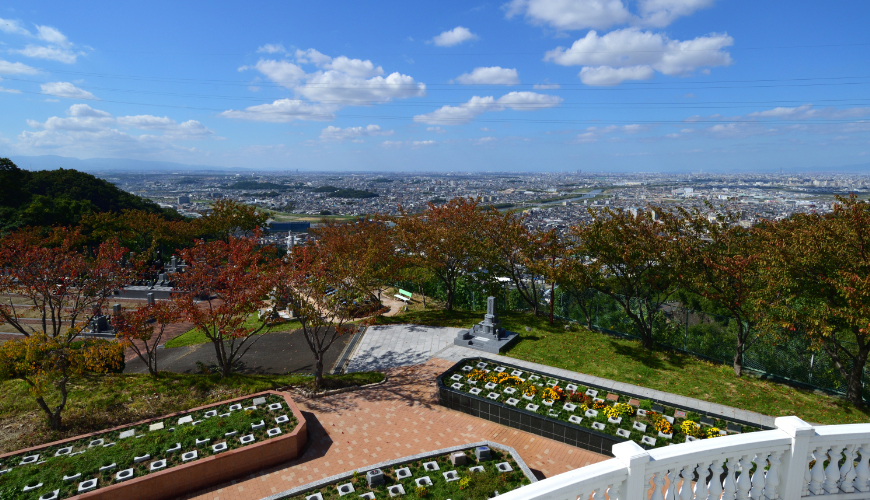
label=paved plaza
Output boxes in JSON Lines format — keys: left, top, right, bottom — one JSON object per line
{"left": 343, "top": 324, "right": 464, "bottom": 373}
{"left": 181, "top": 358, "right": 606, "bottom": 500}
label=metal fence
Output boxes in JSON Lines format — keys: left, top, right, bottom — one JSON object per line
{"left": 394, "top": 278, "right": 869, "bottom": 402}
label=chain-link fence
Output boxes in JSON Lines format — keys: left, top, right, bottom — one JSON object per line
{"left": 393, "top": 278, "right": 869, "bottom": 402}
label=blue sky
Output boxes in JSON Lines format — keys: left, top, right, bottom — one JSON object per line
{"left": 0, "top": 0, "right": 868, "bottom": 172}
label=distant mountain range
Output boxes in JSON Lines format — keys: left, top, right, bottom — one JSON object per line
{"left": 6, "top": 154, "right": 870, "bottom": 174}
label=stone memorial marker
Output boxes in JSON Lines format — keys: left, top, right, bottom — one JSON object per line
{"left": 119, "top": 430, "right": 135, "bottom": 439}
{"left": 453, "top": 297, "right": 519, "bottom": 353}
{"left": 700, "top": 416, "right": 715, "bottom": 427}
{"left": 674, "top": 410, "right": 687, "bottom": 419}
{"left": 177, "top": 416, "right": 193, "bottom": 425}
{"left": 252, "top": 397, "right": 267, "bottom": 406}
{"left": 651, "top": 404, "right": 665, "bottom": 413}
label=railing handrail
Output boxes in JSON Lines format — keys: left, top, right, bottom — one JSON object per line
{"left": 496, "top": 417, "right": 870, "bottom": 500}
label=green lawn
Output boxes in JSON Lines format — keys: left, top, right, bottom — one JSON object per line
{"left": 0, "top": 371, "right": 383, "bottom": 455}
{"left": 376, "top": 309, "right": 870, "bottom": 425}
{"left": 166, "top": 315, "right": 302, "bottom": 348}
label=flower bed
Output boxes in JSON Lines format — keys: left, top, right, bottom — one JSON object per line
{"left": 438, "top": 358, "right": 763, "bottom": 455}
{"left": 0, "top": 393, "right": 300, "bottom": 500}
{"left": 284, "top": 446, "right": 531, "bottom": 500}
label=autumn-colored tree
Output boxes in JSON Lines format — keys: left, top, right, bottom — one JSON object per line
{"left": 754, "top": 195, "right": 870, "bottom": 405}
{"left": 172, "top": 236, "right": 279, "bottom": 377}
{"left": 0, "top": 227, "right": 127, "bottom": 429}
{"left": 574, "top": 207, "right": 679, "bottom": 349}
{"left": 479, "top": 209, "right": 547, "bottom": 315}
{"left": 394, "top": 197, "right": 485, "bottom": 311}
{"left": 552, "top": 234, "right": 601, "bottom": 329}
{"left": 81, "top": 209, "right": 194, "bottom": 270}
{"left": 666, "top": 208, "right": 761, "bottom": 376}
{"left": 278, "top": 243, "right": 369, "bottom": 389}
{"left": 194, "top": 199, "right": 269, "bottom": 241}
{"left": 311, "top": 218, "right": 401, "bottom": 305}
{"left": 113, "top": 301, "right": 180, "bottom": 377}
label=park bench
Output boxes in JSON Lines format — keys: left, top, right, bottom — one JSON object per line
{"left": 394, "top": 289, "right": 413, "bottom": 303}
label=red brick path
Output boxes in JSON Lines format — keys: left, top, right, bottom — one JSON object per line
{"left": 182, "top": 358, "right": 608, "bottom": 500}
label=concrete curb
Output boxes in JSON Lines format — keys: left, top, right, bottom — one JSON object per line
{"left": 281, "top": 377, "right": 388, "bottom": 399}
{"left": 330, "top": 325, "right": 368, "bottom": 374}
{"left": 259, "top": 440, "right": 537, "bottom": 500}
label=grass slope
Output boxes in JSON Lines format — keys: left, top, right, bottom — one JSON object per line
{"left": 375, "top": 309, "right": 870, "bottom": 425}
{"left": 0, "top": 371, "right": 382, "bottom": 455}
{"left": 166, "top": 316, "right": 302, "bottom": 348}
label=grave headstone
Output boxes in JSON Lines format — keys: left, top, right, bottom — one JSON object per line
{"left": 119, "top": 430, "right": 135, "bottom": 439}
{"left": 606, "top": 394, "right": 619, "bottom": 402}
{"left": 252, "top": 397, "right": 267, "bottom": 406}
{"left": 674, "top": 410, "right": 687, "bottom": 419}
{"left": 700, "top": 416, "right": 715, "bottom": 427}
{"left": 726, "top": 422, "right": 743, "bottom": 433}
{"left": 651, "top": 404, "right": 665, "bottom": 413}
{"left": 366, "top": 469, "right": 385, "bottom": 487}
{"left": 113, "top": 304, "right": 122, "bottom": 315}
{"left": 450, "top": 452, "right": 467, "bottom": 466}
{"left": 475, "top": 446, "right": 492, "bottom": 461}
{"left": 454, "top": 296, "right": 519, "bottom": 353}
{"left": 148, "top": 422, "right": 164, "bottom": 432}
{"left": 628, "top": 399, "right": 640, "bottom": 407}
{"left": 147, "top": 293, "right": 155, "bottom": 306}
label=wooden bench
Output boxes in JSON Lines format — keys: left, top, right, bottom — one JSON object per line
{"left": 394, "top": 289, "right": 413, "bottom": 303}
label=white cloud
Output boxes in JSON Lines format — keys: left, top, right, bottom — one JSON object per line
{"left": 413, "top": 91, "right": 562, "bottom": 125}
{"left": 432, "top": 26, "right": 479, "bottom": 47}
{"left": 505, "top": 0, "right": 631, "bottom": 30}
{"left": 0, "top": 59, "right": 39, "bottom": 75}
{"left": 220, "top": 99, "right": 336, "bottom": 123}
{"left": 257, "top": 43, "right": 286, "bottom": 54}
{"left": 545, "top": 28, "right": 733, "bottom": 85}
{"left": 319, "top": 124, "right": 393, "bottom": 141}
{"left": 35, "top": 25, "right": 71, "bottom": 47}
{"left": 427, "top": 126, "right": 447, "bottom": 133}
{"left": 638, "top": 0, "right": 715, "bottom": 28}
{"left": 40, "top": 82, "right": 96, "bottom": 100}
{"left": 15, "top": 105, "right": 216, "bottom": 158}
{"left": 412, "top": 140, "right": 435, "bottom": 146}
{"left": 0, "top": 17, "right": 31, "bottom": 36}
{"left": 381, "top": 139, "right": 435, "bottom": 148}
{"left": 454, "top": 66, "right": 520, "bottom": 85}
{"left": 0, "top": 86, "right": 21, "bottom": 94}
{"left": 17, "top": 44, "right": 79, "bottom": 64}
{"left": 533, "top": 83, "right": 561, "bottom": 89}
{"left": 232, "top": 49, "right": 426, "bottom": 121}
{"left": 504, "top": 0, "right": 716, "bottom": 30}
{"left": 579, "top": 65, "right": 654, "bottom": 85}
{"left": 573, "top": 124, "right": 647, "bottom": 143}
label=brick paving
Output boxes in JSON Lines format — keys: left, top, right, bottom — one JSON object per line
{"left": 181, "top": 357, "right": 608, "bottom": 500}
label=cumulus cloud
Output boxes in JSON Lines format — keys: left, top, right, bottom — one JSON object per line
{"left": 40, "top": 82, "right": 96, "bottom": 100}
{"left": 545, "top": 28, "right": 733, "bottom": 85}
{"left": 220, "top": 99, "right": 336, "bottom": 123}
{"left": 454, "top": 66, "right": 520, "bottom": 85}
{"left": 319, "top": 124, "right": 393, "bottom": 141}
{"left": 16, "top": 104, "right": 216, "bottom": 158}
{"left": 413, "top": 91, "right": 562, "bottom": 125}
{"left": 432, "top": 26, "right": 479, "bottom": 47}
{"left": 231, "top": 48, "right": 426, "bottom": 121}
{"left": 504, "top": 0, "right": 715, "bottom": 30}
{"left": 257, "top": 43, "right": 286, "bottom": 54}
{"left": 35, "top": 25, "right": 71, "bottom": 47}
{"left": 0, "top": 59, "right": 39, "bottom": 75}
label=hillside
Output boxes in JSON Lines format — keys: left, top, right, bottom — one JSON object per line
{"left": 0, "top": 158, "right": 179, "bottom": 232}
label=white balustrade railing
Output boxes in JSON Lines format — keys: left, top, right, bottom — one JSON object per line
{"left": 497, "top": 417, "right": 870, "bottom": 500}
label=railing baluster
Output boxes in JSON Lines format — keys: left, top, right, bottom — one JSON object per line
{"left": 708, "top": 460, "right": 724, "bottom": 500}
{"left": 592, "top": 484, "right": 606, "bottom": 500}
{"left": 680, "top": 465, "right": 695, "bottom": 500}
{"left": 839, "top": 444, "right": 856, "bottom": 493}
{"left": 750, "top": 451, "right": 769, "bottom": 500}
{"left": 823, "top": 445, "right": 845, "bottom": 494}
{"left": 723, "top": 457, "right": 739, "bottom": 500}
{"left": 612, "top": 478, "right": 625, "bottom": 500}
{"left": 652, "top": 471, "right": 667, "bottom": 500}
{"left": 667, "top": 468, "right": 680, "bottom": 500}
{"left": 802, "top": 449, "right": 813, "bottom": 497}
{"left": 736, "top": 455, "right": 752, "bottom": 500}
{"left": 763, "top": 451, "right": 781, "bottom": 500}
{"left": 809, "top": 446, "right": 827, "bottom": 495}
{"left": 694, "top": 462, "right": 709, "bottom": 500}
{"left": 855, "top": 444, "right": 870, "bottom": 493}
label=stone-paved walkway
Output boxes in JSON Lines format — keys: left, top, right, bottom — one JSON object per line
{"left": 181, "top": 357, "right": 607, "bottom": 500}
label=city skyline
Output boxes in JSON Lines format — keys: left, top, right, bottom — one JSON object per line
{"left": 0, "top": 0, "right": 868, "bottom": 172}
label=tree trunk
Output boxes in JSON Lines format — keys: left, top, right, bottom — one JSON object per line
{"left": 549, "top": 281, "right": 555, "bottom": 325}
{"left": 445, "top": 287, "right": 454, "bottom": 312}
{"left": 845, "top": 346, "right": 869, "bottom": 406}
{"left": 418, "top": 283, "right": 426, "bottom": 308}
{"left": 733, "top": 325, "right": 747, "bottom": 377}
{"left": 314, "top": 356, "right": 324, "bottom": 390}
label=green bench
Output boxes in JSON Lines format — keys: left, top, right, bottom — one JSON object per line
{"left": 394, "top": 289, "right": 413, "bottom": 303}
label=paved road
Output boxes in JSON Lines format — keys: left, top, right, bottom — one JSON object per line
{"left": 124, "top": 328, "right": 353, "bottom": 375}
{"left": 343, "top": 324, "right": 463, "bottom": 373}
